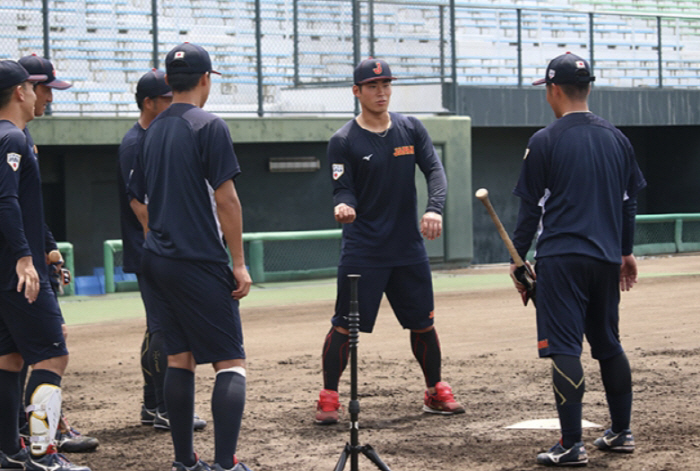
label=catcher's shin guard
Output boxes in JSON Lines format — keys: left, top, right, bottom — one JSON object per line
{"left": 26, "top": 384, "right": 62, "bottom": 455}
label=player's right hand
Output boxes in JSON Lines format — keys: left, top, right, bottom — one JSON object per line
{"left": 16, "top": 256, "right": 40, "bottom": 303}
{"left": 231, "top": 264, "right": 252, "bottom": 300}
{"left": 334, "top": 203, "right": 356, "bottom": 224}
{"left": 620, "top": 254, "right": 638, "bottom": 292}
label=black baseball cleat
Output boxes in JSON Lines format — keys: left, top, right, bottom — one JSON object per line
{"left": 141, "top": 404, "right": 157, "bottom": 425}
{"left": 536, "top": 440, "right": 588, "bottom": 467}
{"left": 0, "top": 445, "right": 29, "bottom": 469}
{"left": 25, "top": 444, "right": 92, "bottom": 471}
{"left": 154, "top": 410, "right": 207, "bottom": 431}
{"left": 171, "top": 455, "right": 212, "bottom": 471}
{"left": 56, "top": 426, "right": 99, "bottom": 453}
{"left": 593, "top": 429, "right": 635, "bottom": 453}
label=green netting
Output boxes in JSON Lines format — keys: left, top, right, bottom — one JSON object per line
{"left": 635, "top": 221, "right": 675, "bottom": 245}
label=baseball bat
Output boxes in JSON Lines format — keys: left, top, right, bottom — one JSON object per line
{"left": 475, "top": 188, "right": 525, "bottom": 267}
{"left": 475, "top": 188, "right": 536, "bottom": 306}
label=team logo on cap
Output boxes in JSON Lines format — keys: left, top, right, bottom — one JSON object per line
{"left": 372, "top": 62, "right": 382, "bottom": 75}
{"left": 332, "top": 163, "right": 344, "bottom": 180}
{"left": 7, "top": 153, "right": 21, "bottom": 171}
{"left": 174, "top": 51, "right": 185, "bottom": 59}
{"left": 548, "top": 69, "right": 556, "bottom": 79}
{"left": 575, "top": 60, "right": 585, "bottom": 68}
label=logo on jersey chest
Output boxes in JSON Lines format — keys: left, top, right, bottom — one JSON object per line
{"left": 332, "top": 163, "right": 344, "bottom": 180}
{"left": 6, "top": 153, "right": 21, "bottom": 171}
{"left": 393, "top": 145, "right": 414, "bottom": 157}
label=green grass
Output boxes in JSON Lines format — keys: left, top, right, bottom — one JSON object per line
{"left": 59, "top": 271, "right": 511, "bottom": 326}
{"left": 59, "top": 267, "right": 695, "bottom": 326}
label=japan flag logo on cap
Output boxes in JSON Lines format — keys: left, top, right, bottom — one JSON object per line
{"left": 576, "top": 60, "right": 585, "bottom": 68}
{"left": 174, "top": 51, "right": 185, "bottom": 59}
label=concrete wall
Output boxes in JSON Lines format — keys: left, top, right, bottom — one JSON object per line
{"left": 31, "top": 116, "right": 472, "bottom": 274}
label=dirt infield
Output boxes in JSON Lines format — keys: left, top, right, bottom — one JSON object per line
{"left": 60, "top": 254, "right": 700, "bottom": 471}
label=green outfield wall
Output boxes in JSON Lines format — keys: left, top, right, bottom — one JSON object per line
{"left": 30, "top": 116, "right": 472, "bottom": 274}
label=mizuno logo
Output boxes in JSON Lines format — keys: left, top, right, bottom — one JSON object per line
{"left": 362, "top": 154, "right": 372, "bottom": 161}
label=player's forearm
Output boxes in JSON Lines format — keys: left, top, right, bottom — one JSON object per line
{"left": 0, "top": 197, "right": 32, "bottom": 259}
{"left": 621, "top": 196, "right": 637, "bottom": 256}
{"left": 44, "top": 224, "right": 58, "bottom": 252}
{"left": 215, "top": 181, "right": 246, "bottom": 268}
{"left": 129, "top": 199, "right": 149, "bottom": 237}
{"left": 425, "top": 164, "right": 447, "bottom": 214}
{"left": 512, "top": 199, "right": 540, "bottom": 261}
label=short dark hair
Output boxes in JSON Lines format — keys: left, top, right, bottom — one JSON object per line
{"left": 557, "top": 82, "right": 590, "bottom": 101}
{"left": 166, "top": 72, "right": 204, "bottom": 93}
{"left": 0, "top": 83, "right": 21, "bottom": 110}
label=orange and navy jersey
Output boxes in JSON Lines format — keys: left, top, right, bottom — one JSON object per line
{"left": 328, "top": 112, "right": 446, "bottom": 267}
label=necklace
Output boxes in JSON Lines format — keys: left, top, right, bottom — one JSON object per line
{"left": 374, "top": 127, "right": 390, "bottom": 138}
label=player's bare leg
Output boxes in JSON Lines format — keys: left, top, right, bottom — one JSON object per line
{"left": 411, "top": 326, "right": 465, "bottom": 415}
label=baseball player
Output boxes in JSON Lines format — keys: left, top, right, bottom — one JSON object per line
{"left": 117, "top": 68, "right": 206, "bottom": 433}
{"left": 510, "top": 52, "right": 646, "bottom": 466}
{"left": 17, "top": 53, "right": 100, "bottom": 455}
{"left": 0, "top": 60, "right": 90, "bottom": 471}
{"left": 315, "top": 58, "right": 465, "bottom": 425}
{"left": 128, "top": 43, "right": 252, "bottom": 471}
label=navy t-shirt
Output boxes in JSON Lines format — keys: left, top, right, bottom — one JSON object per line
{"left": 328, "top": 112, "right": 447, "bottom": 267}
{"left": 0, "top": 122, "right": 50, "bottom": 290}
{"left": 513, "top": 112, "right": 647, "bottom": 264}
{"left": 130, "top": 103, "right": 241, "bottom": 264}
{"left": 118, "top": 122, "right": 146, "bottom": 273}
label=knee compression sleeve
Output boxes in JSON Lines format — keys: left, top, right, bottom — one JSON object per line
{"left": 322, "top": 328, "right": 349, "bottom": 391}
{"left": 551, "top": 355, "right": 585, "bottom": 448}
{"left": 600, "top": 352, "right": 632, "bottom": 432}
{"left": 411, "top": 329, "right": 441, "bottom": 388}
{"left": 551, "top": 355, "right": 585, "bottom": 405}
{"left": 26, "top": 384, "right": 62, "bottom": 455}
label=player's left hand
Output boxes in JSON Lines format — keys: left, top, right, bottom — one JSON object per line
{"left": 231, "top": 264, "right": 252, "bottom": 300}
{"left": 420, "top": 212, "right": 442, "bottom": 240}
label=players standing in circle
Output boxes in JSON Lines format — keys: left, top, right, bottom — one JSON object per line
{"left": 510, "top": 52, "right": 646, "bottom": 467}
{"left": 0, "top": 60, "right": 90, "bottom": 471}
{"left": 18, "top": 53, "right": 100, "bottom": 455}
{"left": 128, "top": 43, "right": 253, "bottom": 471}
{"left": 118, "top": 68, "right": 207, "bottom": 433}
{"left": 315, "top": 58, "right": 465, "bottom": 425}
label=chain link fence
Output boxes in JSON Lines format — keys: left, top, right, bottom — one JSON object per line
{"left": 2, "top": 0, "right": 700, "bottom": 116}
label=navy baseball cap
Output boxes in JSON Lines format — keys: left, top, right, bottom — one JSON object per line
{"left": 353, "top": 58, "right": 396, "bottom": 85}
{"left": 533, "top": 52, "right": 595, "bottom": 86}
{"left": 0, "top": 60, "right": 48, "bottom": 90}
{"left": 136, "top": 69, "right": 172, "bottom": 101}
{"left": 18, "top": 54, "right": 72, "bottom": 89}
{"left": 165, "top": 43, "right": 221, "bottom": 76}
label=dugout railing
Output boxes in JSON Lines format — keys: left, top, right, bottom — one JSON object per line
{"left": 102, "top": 229, "right": 342, "bottom": 293}
{"left": 95, "top": 215, "right": 699, "bottom": 294}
